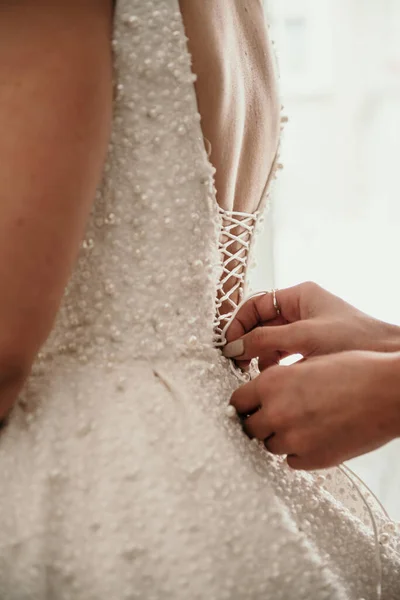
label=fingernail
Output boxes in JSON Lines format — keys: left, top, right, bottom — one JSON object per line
{"left": 222, "top": 339, "right": 244, "bottom": 358}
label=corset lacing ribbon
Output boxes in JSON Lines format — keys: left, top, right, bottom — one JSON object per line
{"left": 213, "top": 206, "right": 258, "bottom": 349}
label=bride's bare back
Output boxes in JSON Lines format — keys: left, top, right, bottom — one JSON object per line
{"left": 180, "top": 0, "right": 280, "bottom": 214}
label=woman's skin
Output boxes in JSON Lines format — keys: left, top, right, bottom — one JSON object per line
{"left": 223, "top": 282, "right": 400, "bottom": 470}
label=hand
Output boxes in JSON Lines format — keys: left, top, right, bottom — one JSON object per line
{"left": 230, "top": 350, "right": 400, "bottom": 470}
{"left": 222, "top": 282, "right": 400, "bottom": 369}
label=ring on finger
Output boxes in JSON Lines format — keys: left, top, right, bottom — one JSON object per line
{"left": 272, "top": 288, "right": 281, "bottom": 317}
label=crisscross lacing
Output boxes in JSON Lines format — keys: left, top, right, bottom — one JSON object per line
{"left": 213, "top": 206, "right": 259, "bottom": 347}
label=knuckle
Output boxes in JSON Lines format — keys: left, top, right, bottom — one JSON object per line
{"left": 247, "top": 327, "right": 267, "bottom": 351}
{"left": 296, "top": 459, "right": 314, "bottom": 472}
{"left": 265, "top": 401, "right": 286, "bottom": 431}
{"left": 229, "top": 387, "right": 242, "bottom": 409}
{"left": 266, "top": 363, "right": 282, "bottom": 385}
{"left": 302, "top": 281, "right": 319, "bottom": 293}
{"left": 301, "top": 281, "right": 324, "bottom": 308}
{"left": 310, "top": 446, "right": 335, "bottom": 469}
{"left": 284, "top": 430, "right": 302, "bottom": 453}
{"left": 258, "top": 353, "right": 280, "bottom": 372}
{"left": 264, "top": 406, "right": 280, "bottom": 430}
{"left": 253, "top": 374, "right": 267, "bottom": 406}
{"left": 285, "top": 426, "right": 315, "bottom": 455}
{"left": 256, "top": 370, "right": 279, "bottom": 404}
{"left": 287, "top": 449, "right": 318, "bottom": 471}
{"left": 257, "top": 368, "right": 295, "bottom": 429}
{"left": 295, "top": 322, "right": 314, "bottom": 350}
{"left": 266, "top": 367, "right": 288, "bottom": 400}
{"left": 286, "top": 455, "right": 302, "bottom": 470}
{"left": 288, "top": 321, "right": 304, "bottom": 339}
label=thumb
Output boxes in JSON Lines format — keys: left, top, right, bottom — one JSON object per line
{"left": 222, "top": 322, "right": 310, "bottom": 360}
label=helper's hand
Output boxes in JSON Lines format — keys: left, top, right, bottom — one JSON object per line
{"left": 223, "top": 282, "right": 400, "bottom": 370}
{"left": 229, "top": 350, "right": 400, "bottom": 470}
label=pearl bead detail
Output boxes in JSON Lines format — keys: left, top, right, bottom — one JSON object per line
{"left": 225, "top": 405, "right": 237, "bottom": 419}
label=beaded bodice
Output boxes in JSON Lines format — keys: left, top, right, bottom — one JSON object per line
{"left": 36, "top": 0, "right": 276, "bottom": 369}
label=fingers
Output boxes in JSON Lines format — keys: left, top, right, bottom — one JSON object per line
{"left": 286, "top": 454, "right": 328, "bottom": 471}
{"left": 224, "top": 292, "right": 285, "bottom": 344}
{"left": 258, "top": 353, "right": 280, "bottom": 371}
{"left": 265, "top": 433, "right": 289, "bottom": 455}
{"left": 229, "top": 351, "right": 348, "bottom": 472}
{"left": 223, "top": 322, "right": 309, "bottom": 360}
{"left": 230, "top": 369, "right": 290, "bottom": 456}
{"left": 224, "top": 282, "right": 330, "bottom": 349}
{"left": 225, "top": 285, "right": 308, "bottom": 343}
{"left": 229, "top": 363, "right": 320, "bottom": 468}
{"left": 286, "top": 440, "right": 339, "bottom": 470}
{"left": 230, "top": 377, "right": 260, "bottom": 415}
{"left": 239, "top": 409, "right": 297, "bottom": 457}
{"left": 242, "top": 409, "right": 274, "bottom": 440}
{"left": 242, "top": 414, "right": 292, "bottom": 456}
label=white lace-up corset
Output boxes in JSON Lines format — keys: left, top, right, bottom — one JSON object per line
{"left": 213, "top": 154, "right": 281, "bottom": 348}
{"left": 213, "top": 207, "right": 259, "bottom": 347}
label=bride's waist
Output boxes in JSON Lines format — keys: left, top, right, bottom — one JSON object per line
{"left": 34, "top": 330, "right": 232, "bottom": 376}
{"left": 39, "top": 316, "right": 220, "bottom": 364}
{"left": 28, "top": 342, "right": 242, "bottom": 406}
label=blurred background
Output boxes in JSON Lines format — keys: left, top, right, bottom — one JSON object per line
{"left": 252, "top": 0, "right": 400, "bottom": 519}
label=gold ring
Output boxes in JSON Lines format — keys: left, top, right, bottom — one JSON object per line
{"left": 272, "top": 288, "right": 281, "bottom": 316}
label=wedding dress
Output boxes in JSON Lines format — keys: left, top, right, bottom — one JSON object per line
{"left": 0, "top": 1, "right": 399, "bottom": 599}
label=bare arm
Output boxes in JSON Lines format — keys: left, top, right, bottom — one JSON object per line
{"left": 0, "top": 1, "right": 113, "bottom": 417}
